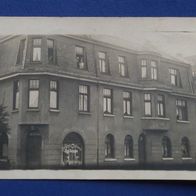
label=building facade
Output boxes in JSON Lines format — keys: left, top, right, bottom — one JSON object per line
{"left": 0, "top": 35, "right": 195, "bottom": 169}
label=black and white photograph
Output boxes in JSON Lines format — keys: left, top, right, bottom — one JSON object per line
{"left": 0, "top": 17, "right": 196, "bottom": 179}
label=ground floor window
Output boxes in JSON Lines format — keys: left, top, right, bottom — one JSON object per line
{"left": 124, "top": 135, "right": 133, "bottom": 158}
{"left": 62, "top": 132, "right": 84, "bottom": 166}
{"left": 0, "top": 132, "right": 8, "bottom": 159}
{"left": 162, "top": 136, "right": 172, "bottom": 158}
{"left": 105, "top": 134, "right": 115, "bottom": 158}
{"left": 181, "top": 137, "right": 190, "bottom": 158}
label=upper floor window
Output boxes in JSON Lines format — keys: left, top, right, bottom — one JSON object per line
{"left": 176, "top": 99, "right": 188, "bottom": 121}
{"left": 124, "top": 135, "right": 133, "bottom": 158}
{"left": 118, "top": 56, "right": 127, "bottom": 77}
{"left": 103, "top": 88, "right": 112, "bottom": 114}
{"left": 123, "top": 91, "right": 132, "bottom": 116}
{"left": 181, "top": 137, "right": 190, "bottom": 158}
{"left": 105, "top": 134, "right": 115, "bottom": 158}
{"left": 13, "top": 81, "right": 19, "bottom": 110}
{"left": 162, "top": 136, "right": 172, "bottom": 158}
{"left": 16, "top": 39, "right": 26, "bottom": 65}
{"left": 28, "top": 80, "right": 39, "bottom": 108}
{"left": 76, "top": 46, "right": 87, "bottom": 70}
{"left": 47, "top": 39, "right": 56, "bottom": 64}
{"left": 50, "top": 80, "right": 58, "bottom": 109}
{"left": 144, "top": 93, "right": 152, "bottom": 116}
{"left": 150, "top": 61, "right": 158, "bottom": 80}
{"left": 99, "top": 52, "right": 109, "bottom": 74}
{"left": 157, "top": 95, "right": 165, "bottom": 117}
{"left": 169, "top": 68, "right": 182, "bottom": 87}
{"left": 79, "top": 85, "right": 89, "bottom": 112}
{"left": 141, "top": 59, "right": 147, "bottom": 79}
{"left": 32, "top": 38, "right": 42, "bottom": 62}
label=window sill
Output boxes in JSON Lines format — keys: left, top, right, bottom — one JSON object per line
{"left": 104, "top": 113, "right": 115, "bottom": 117}
{"left": 182, "top": 157, "right": 192, "bottom": 160}
{"left": 49, "top": 109, "right": 60, "bottom": 113}
{"left": 162, "top": 157, "right": 174, "bottom": 161}
{"left": 27, "top": 108, "right": 39, "bottom": 112}
{"left": 141, "top": 117, "right": 170, "bottom": 121}
{"left": 123, "top": 115, "right": 134, "bottom": 119}
{"left": 78, "top": 111, "right": 91, "bottom": 115}
{"left": 176, "top": 120, "right": 190, "bottom": 124}
{"left": 104, "top": 158, "right": 117, "bottom": 162}
{"left": 124, "top": 158, "right": 135, "bottom": 161}
{"left": 12, "top": 109, "right": 19, "bottom": 113}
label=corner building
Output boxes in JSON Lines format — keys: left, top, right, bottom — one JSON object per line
{"left": 0, "top": 35, "right": 196, "bottom": 169}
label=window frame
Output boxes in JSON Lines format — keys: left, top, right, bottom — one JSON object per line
{"left": 49, "top": 80, "right": 59, "bottom": 110}
{"left": 124, "top": 135, "right": 134, "bottom": 158}
{"left": 47, "top": 39, "right": 56, "bottom": 65}
{"left": 144, "top": 93, "right": 152, "bottom": 116}
{"left": 141, "top": 59, "right": 147, "bottom": 79}
{"left": 169, "top": 68, "right": 182, "bottom": 87}
{"left": 28, "top": 79, "right": 40, "bottom": 109}
{"left": 75, "top": 46, "right": 87, "bottom": 70}
{"left": 181, "top": 137, "right": 190, "bottom": 158}
{"left": 78, "top": 85, "right": 90, "bottom": 112}
{"left": 103, "top": 88, "right": 113, "bottom": 114}
{"left": 162, "top": 136, "right": 172, "bottom": 158}
{"left": 123, "top": 91, "right": 132, "bottom": 116}
{"left": 31, "top": 38, "right": 42, "bottom": 63}
{"left": 176, "top": 99, "right": 188, "bottom": 121}
{"left": 118, "top": 56, "right": 127, "bottom": 77}
{"left": 105, "top": 134, "right": 115, "bottom": 159}
{"left": 98, "top": 51, "right": 109, "bottom": 74}
{"left": 13, "top": 80, "right": 20, "bottom": 110}
{"left": 150, "top": 60, "right": 158, "bottom": 80}
{"left": 157, "top": 94, "right": 165, "bottom": 117}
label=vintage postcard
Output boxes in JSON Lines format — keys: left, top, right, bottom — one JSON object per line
{"left": 0, "top": 17, "right": 196, "bottom": 179}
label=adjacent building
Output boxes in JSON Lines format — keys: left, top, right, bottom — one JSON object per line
{"left": 0, "top": 35, "right": 195, "bottom": 169}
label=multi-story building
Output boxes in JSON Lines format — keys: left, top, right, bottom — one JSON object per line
{"left": 0, "top": 35, "right": 195, "bottom": 169}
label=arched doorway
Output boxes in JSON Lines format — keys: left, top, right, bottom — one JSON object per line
{"left": 138, "top": 133, "right": 146, "bottom": 164}
{"left": 26, "top": 130, "right": 42, "bottom": 169}
{"left": 62, "top": 132, "right": 84, "bottom": 167}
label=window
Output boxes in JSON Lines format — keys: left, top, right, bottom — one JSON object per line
{"left": 76, "top": 46, "right": 87, "bottom": 70}
{"left": 32, "top": 38, "right": 41, "bottom": 62}
{"left": 105, "top": 134, "right": 115, "bottom": 158}
{"left": 144, "top": 93, "right": 152, "bottom": 116}
{"left": 47, "top": 39, "right": 56, "bottom": 64}
{"left": 118, "top": 56, "right": 127, "bottom": 77}
{"left": 162, "top": 136, "right": 172, "bottom": 158}
{"left": 157, "top": 95, "right": 165, "bottom": 117}
{"left": 103, "top": 88, "right": 112, "bottom": 114}
{"left": 50, "top": 81, "right": 58, "bottom": 109}
{"left": 0, "top": 133, "right": 8, "bottom": 159}
{"left": 169, "top": 68, "right": 182, "bottom": 87}
{"left": 16, "top": 39, "right": 26, "bottom": 65}
{"left": 181, "top": 137, "right": 190, "bottom": 158}
{"left": 79, "top": 85, "right": 89, "bottom": 112}
{"left": 124, "top": 135, "right": 133, "bottom": 158}
{"left": 123, "top": 92, "right": 132, "bottom": 116}
{"left": 141, "top": 60, "right": 147, "bottom": 79}
{"left": 99, "top": 52, "right": 109, "bottom": 73}
{"left": 176, "top": 99, "right": 188, "bottom": 121}
{"left": 28, "top": 80, "right": 39, "bottom": 108}
{"left": 150, "top": 61, "right": 158, "bottom": 80}
{"left": 13, "top": 81, "right": 19, "bottom": 110}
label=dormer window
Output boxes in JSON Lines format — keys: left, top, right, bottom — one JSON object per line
{"left": 141, "top": 59, "right": 147, "bottom": 79}
{"left": 150, "top": 61, "right": 158, "bottom": 80}
{"left": 76, "top": 46, "right": 87, "bottom": 70}
{"left": 47, "top": 39, "right": 56, "bottom": 64}
{"left": 118, "top": 56, "right": 127, "bottom": 77}
{"left": 16, "top": 39, "right": 26, "bottom": 65}
{"left": 32, "top": 38, "right": 42, "bottom": 62}
{"left": 99, "top": 52, "right": 109, "bottom": 74}
{"left": 169, "top": 68, "right": 182, "bottom": 87}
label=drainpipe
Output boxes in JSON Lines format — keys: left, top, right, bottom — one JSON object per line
{"left": 92, "top": 43, "right": 99, "bottom": 167}
{"left": 22, "top": 35, "right": 28, "bottom": 69}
